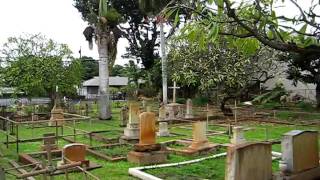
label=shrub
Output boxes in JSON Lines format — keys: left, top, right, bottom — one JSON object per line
{"left": 296, "top": 101, "right": 314, "bottom": 112}
{"left": 192, "top": 97, "right": 209, "bottom": 106}
{"left": 176, "top": 98, "right": 186, "bottom": 104}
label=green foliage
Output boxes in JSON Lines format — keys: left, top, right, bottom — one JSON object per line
{"left": 258, "top": 102, "right": 282, "bottom": 109}
{"left": 1, "top": 34, "right": 83, "bottom": 99}
{"left": 253, "top": 83, "right": 288, "bottom": 104}
{"left": 192, "top": 97, "right": 209, "bottom": 106}
{"left": 79, "top": 56, "right": 99, "bottom": 80}
{"left": 296, "top": 101, "right": 314, "bottom": 112}
{"left": 176, "top": 98, "right": 186, "bottom": 104}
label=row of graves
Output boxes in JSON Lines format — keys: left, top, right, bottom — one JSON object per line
{"left": 118, "top": 101, "right": 320, "bottom": 180}
{"left": 0, "top": 102, "right": 104, "bottom": 179}
{"left": 0, "top": 98, "right": 319, "bottom": 179}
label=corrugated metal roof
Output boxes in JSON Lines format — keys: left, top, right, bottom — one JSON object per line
{"left": 83, "top": 76, "right": 128, "bottom": 87}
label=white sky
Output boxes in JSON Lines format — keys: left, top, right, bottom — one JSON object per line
{"left": 0, "top": 0, "right": 129, "bottom": 65}
{"left": 0, "top": 0, "right": 316, "bottom": 66}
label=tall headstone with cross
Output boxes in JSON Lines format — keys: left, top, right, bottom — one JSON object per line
{"left": 168, "top": 81, "right": 180, "bottom": 103}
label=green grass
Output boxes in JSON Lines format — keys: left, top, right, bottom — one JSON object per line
{"left": 0, "top": 102, "right": 319, "bottom": 179}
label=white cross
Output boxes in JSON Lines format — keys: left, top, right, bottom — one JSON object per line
{"left": 168, "top": 81, "right": 180, "bottom": 103}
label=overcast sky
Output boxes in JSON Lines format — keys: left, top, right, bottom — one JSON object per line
{"left": 0, "top": 0, "right": 129, "bottom": 65}
{"left": 0, "top": 0, "right": 316, "bottom": 66}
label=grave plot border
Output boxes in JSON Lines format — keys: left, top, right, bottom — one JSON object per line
{"left": 62, "top": 136, "right": 132, "bottom": 162}
{"left": 18, "top": 150, "right": 102, "bottom": 176}
{"left": 161, "top": 140, "right": 220, "bottom": 156}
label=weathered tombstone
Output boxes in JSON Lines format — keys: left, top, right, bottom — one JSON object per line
{"left": 185, "top": 99, "right": 193, "bottom": 119}
{"left": 157, "top": 122, "right": 170, "bottom": 137}
{"left": 41, "top": 133, "right": 58, "bottom": 151}
{"left": 188, "top": 121, "right": 213, "bottom": 151}
{"left": 49, "top": 105, "right": 64, "bottom": 126}
{"left": 119, "top": 105, "right": 129, "bottom": 127}
{"left": 120, "top": 103, "right": 140, "bottom": 143}
{"left": 146, "top": 106, "right": 152, "bottom": 112}
{"left": 225, "top": 142, "right": 272, "bottom": 180}
{"left": 279, "top": 130, "right": 320, "bottom": 179}
{"left": 142, "top": 100, "right": 146, "bottom": 110}
{"left": 62, "top": 143, "right": 86, "bottom": 163}
{"left": 127, "top": 112, "right": 168, "bottom": 165}
{"left": 231, "top": 126, "right": 246, "bottom": 145}
{"left": 139, "top": 112, "right": 156, "bottom": 145}
{"left": 158, "top": 106, "right": 166, "bottom": 121}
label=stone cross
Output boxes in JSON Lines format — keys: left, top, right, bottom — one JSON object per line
{"left": 168, "top": 81, "right": 180, "bottom": 103}
{"left": 225, "top": 142, "right": 272, "bottom": 180}
{"left": 139, "top": 112, "right": 156, "bottom": 145}
{"left": 280, "top": 130, "right": 319, "bottom": 174}
{"left": 185, "top": 99, "right": 193, "bottom": 119}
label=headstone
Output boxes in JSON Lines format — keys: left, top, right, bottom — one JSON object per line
{"left": 62, "top": 143, "right": 86, "bottom": 163}
{"left": 185, "top": 99, "right": 193, "bottom": 119}
{"left": 166, "top": 105, "right": 175, "bottom": 120}
{"left": 119, "top": 105, "right": 129, "bottom": 127}
{"left": 280, "top": 130, "right": 319, "bottom": 174}
{"left": 139, "top": 112, "right": 156, "bottom": 145}
{"left": 49, "top": 105, "right": 64, "bottom": 126}
{"left": 146, "top": 106, "right": 152, "bottom": 112}
{"left": 42, "top": 133, "right": 57, "bottom": 151}
{"left": 121, "top": 103, "right": 140, "bottom": 142}
{"left": 158, "top": 122, "right": 170, "bottom": 137}
{"left": 128, "top": 103, "right": 140, "bottom": 124}
{"left": 158, "top": 106, "right": 166, "bottom": 121}
{"left": 142, "top": 100, "right": 146, "bottom": 109}
{"left": 225, "top": 142, "right": 272, "bottom": 180}
{"left": 188, "top": 121, "right": 210, "bottom": 150}
{"left": 231, "top": 126, "right": 246, "bottom": 145}
{"left": 128, "top": 112, "right": 168, "bottom": 165}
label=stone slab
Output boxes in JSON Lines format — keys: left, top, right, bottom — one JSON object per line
{"left": 275, "top": 166, "right": 320, "bottom": 180}
{"left": 127, "top": 150, "right": 168, "bottom": 165}
{"left": 225, "top": 142, "right": 272, "bottom": 180}
{"left": 281, "top": 130, "right": 319, "bottom": 174}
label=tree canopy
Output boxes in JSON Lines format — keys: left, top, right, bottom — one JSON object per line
{"left": 0, "top": 34, "right": 83, "bottom": 100}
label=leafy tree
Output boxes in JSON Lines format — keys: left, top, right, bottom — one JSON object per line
{"left": 167, "top": 0, "right": 320, "bottom": 105}
{"left": 1, "top": 34, "right": 83, "bottom": 105}
{"left": 110, "top": 64, "right": 125, "bottom": 76}
{"left": 79, "top": 56, "right": 99, "bottom": 80}
{"left": 122, "top": 60, "right": 143, "bottom": 86}
{"left": 168, "top": 36, "right": 282, "bottom": 109}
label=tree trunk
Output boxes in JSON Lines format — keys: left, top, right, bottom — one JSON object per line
{"left": 160, "top": 21, "right": 168, "bottom": 105}
{"left": 98, "top": 32, "right": 111, "bottom": 120}
{"left": 316, "top": 83, "right": 320, "bottom": 108}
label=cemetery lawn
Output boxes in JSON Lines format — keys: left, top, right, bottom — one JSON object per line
{"left": 0, "top": 105, "right": 319, "bottom": 179}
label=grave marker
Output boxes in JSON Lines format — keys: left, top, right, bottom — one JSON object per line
{"left": 128, "top": 112, "right": 168, "bottom": 165}
{"left": 280, "top": 130, "right": 319, "bottom": 175}
{"left": 185, "top": 99, "right": 193, "bottom": 119}
{"left": 225, "top": 142, "right": 272, "bottom": 180}
{"left": 62, "top": 143, "right": 86, "bottom": 163}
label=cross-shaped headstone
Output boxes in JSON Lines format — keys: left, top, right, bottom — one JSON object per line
{"left": 168, "top": 81, "right": 180, "bottom": 103}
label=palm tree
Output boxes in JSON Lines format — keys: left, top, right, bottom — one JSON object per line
{"left": 75, "top": 0, "right": 122, "bottom": 119}
{"left": 138, "top": 0, "right": 172, "bottom": 105}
